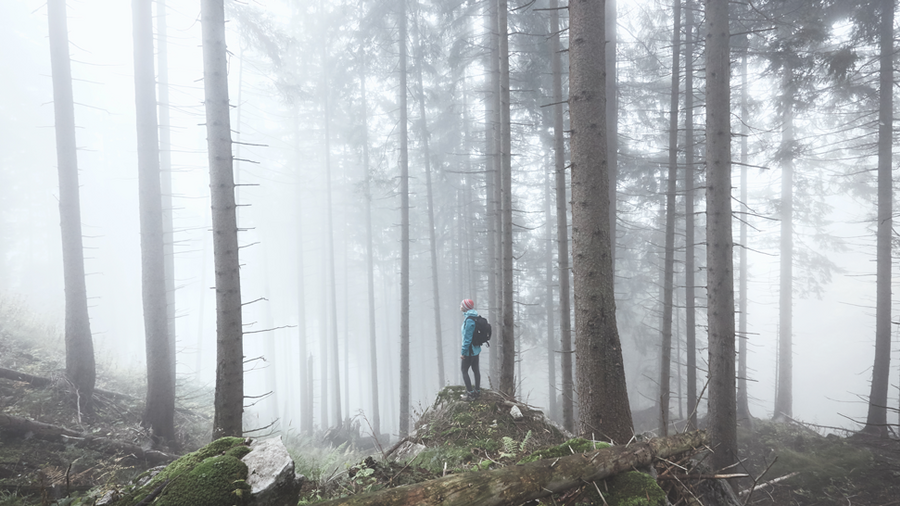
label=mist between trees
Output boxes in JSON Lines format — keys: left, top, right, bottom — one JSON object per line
{"left": 1, "top": 0, "right": 897, "bottom": 447}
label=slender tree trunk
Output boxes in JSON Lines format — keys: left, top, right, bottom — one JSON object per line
{"left": 704, "top": 0, "right": 737, "bottom": 472}
{"left": 737, "top": 32, "right": 753, "bottom": 426}
{"left": 321, "top": 50, "right": 342, "bottom": 427}
{"left": 660, "top": 0, "right": 681, "bottom": 438}
{"left": 398, "top": 0, "right": 411, "bottom": 437}
{"left": 490, "top": 0, "right": 503, "bottom": 384}
{"left": 863, "top": 0, "right": 894, "bottom": 438}
{"left": 48, "top": 0, "right": 96, "bottom": 415}
{"left": 550, "top": 0, "right": 574, "bottom": 433}
{"left": 498, "top": 0, "right": 515, "bottom": 398}
{"left": 773, "top": 62, "right": 794, "bottom": 422}
{"left": 156, "top": 0, "right": 177, "bottom": 394}
{"left": 569, "top": 0, "right": 633, "bottom": 444}
{"left": 296, "top": 122, "right": 312, "bottom": 435}
{"left": 359, "top": 45, "right": 381, "bottom": 437}
{"left": 544, "top": 157, "right": 557, "bottom": 418}
{"left": 412, "top": 9, "right": 446, "bottom": 388}
{"left": 133, "top": 0, "right": 175, "bottom": 444}
{"left": 202, "top": 0, "right": 243, "bottom": 439}
{"left": 683, "top": 0, "right": 698, "bottom": 431}
{"left": 483, "top": 0, "right": 498, "bottom": 385}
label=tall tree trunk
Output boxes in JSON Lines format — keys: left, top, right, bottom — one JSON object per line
{"left": 704, "top": 0, "right": 737, "bottom": 472}
{"left": 498, "top": 0, "right": 515, "bottom": 398}
{"left": 398, "top": 0, "right": 411, "bottom": 437}
{"left": 774, "top": 62, "right": 794, "bottom": 422}
{"left": 550, "top": 0, "right": 574, "bottom": 433}
{"left": 483, "top": 0, "right": 499, "bottom": 385}
{"left": 863, "top": 0, "right": 894, "bottom": 438}
{"left": 202, "top": 0, "right": 243, "bottom": 439}
{"left": 544, "top": 156, "right": 557, "bottom": 418}
{"left": 133, "top": 0, "right": 174, "bottom": 444}
{"left": 359, "top": 45, "right": 381, "bottom": 437}
{"left": 48, "top": 0, "right": 96, "bottom": 415}
{"left": 156, "top": 0, "right": 177, "bottom": 395}
{"left": 737, "top": 30, "right": 753, "bottom": 425}
{"left": 412, "top": 9, "right": 446, "bottom": 388}
{"left": 490, "top": 0, "right": 503, "bottom": 384}
{"left": 569, "top": 0, "right": 633, "bottom": 444}
{"left": 660, "top": 0, "right": 682, "bottom": 438}
{"left": 683, "top": 0, "right": 698, "bottom": 431}
{"left": 321, "top": 51, "right": 342, "bottom": 427}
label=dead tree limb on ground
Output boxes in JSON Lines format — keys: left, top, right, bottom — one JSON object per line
{"left": 0, "top": 413, "right": 176, "bottom": 464}
{"left": 316, "top": 431, "right": 708, "bottom": 506}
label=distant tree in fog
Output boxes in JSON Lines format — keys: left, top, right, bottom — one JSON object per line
{"left": 398, "top": 0, "right": 412, "bottom": 437}
{"left": 863, "top": 0, "right": 894, "bottom": 438}
{"left": 202, "top": 0, "right": 244, "bottom": 439}
{"left": 132, "top": 0, "right": 174, "bottom": 445}
{"left": 568, "top": 0, "right": 633, "bottom": 444}
{"left": 47, "top": 0, "right": 96, "bottom": 415}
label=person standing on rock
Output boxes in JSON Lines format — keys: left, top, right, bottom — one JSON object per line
{"left": 460, "top": 298, "right": 482, "bottom": 401}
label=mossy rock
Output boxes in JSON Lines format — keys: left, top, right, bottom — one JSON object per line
{"left": 109, "top": 437, "right": 252, "bottom": 506}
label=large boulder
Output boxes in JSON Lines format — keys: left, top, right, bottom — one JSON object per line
{"left": 242, "top": 436, "right": 304, "bottom": 506}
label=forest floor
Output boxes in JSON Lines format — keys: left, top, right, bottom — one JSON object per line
{"left": 0, "top": 302, "right": 898, "bottom": 505}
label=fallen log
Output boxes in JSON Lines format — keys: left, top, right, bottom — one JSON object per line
{"left": 316, "top": 430, "right": 708, "bottom": 506}
{"left": 0, "top": 413, "right": 176, "bottom": 465}
{"left": 0, "top": 366, "right": 135, "bottom": 402}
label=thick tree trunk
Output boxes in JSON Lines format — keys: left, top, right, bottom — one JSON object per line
{"left": 683, "top": 0, "right": 698, "bottom": 431}
{"left": 48, "top": 0, "right": 96, "bottom": 415}
{"left": 606, "top": 0, "right": 618, "bottom": 271}
{"left": 863, "top": 0, "right": 894, "bottom": 438}
{"left": 549, "top": 0, "right": 574, "bottom": 433}
{"left": 133, "top": 0, "right": 175, "bottom": 445}
{"left": 314, "top": 431, "right": 708, "bottom": 506}
{"left": 483, "top": 0, "right": 498, "bottom": 388}
{"left": 0, "top": 414, "right": 176, "bottom": 465}
{"left": 569, "top": 0, "right": 633, "bottom": 444}
{"left": 660, "top": 0, "right": 681, "bottom": 437}
{"left": 704, "top": 0, "right": 737, "bottom": 472}
{"left": 202, "top": 0, "right": 244, "bottom": 439}
{"left": 398, "top": 0, "right": 411, "bottom": 437}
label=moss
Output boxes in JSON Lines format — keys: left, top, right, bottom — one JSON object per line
{"left": 604, "top": 471, "right": 666, "bottom": 506}
{"left": 157, "top": 455, "right": 251, "bottom": 506}
{"left": 518, "top": 438, "right": 610, "bottom": 464}
{"left": 110, "top": 437, "right": 250, "bottom": 506}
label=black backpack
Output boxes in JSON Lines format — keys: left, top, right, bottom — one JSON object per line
{"left": 467, "top": 315, "right": 492, "bottom": 348}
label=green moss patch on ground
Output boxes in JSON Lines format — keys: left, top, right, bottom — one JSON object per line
{"left": 106, "top": 437, "right": 251, "bottom": 506}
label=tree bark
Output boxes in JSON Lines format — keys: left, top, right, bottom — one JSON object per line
{"left": 704, "top": 0, "right": 737, "bottom": 472}
{"left": 569, "top": 0, "right": 633, "bottom": 444}
{"left": 133, "top": 0, "right": 175, "bottom": 445}
{"left": 736, "top": 25, "right": 753, "bottom": 426}
{"left": 314, "top": 431, "right": 708, "bottom": 506}
{"left": 47, "top": 0, "right": 96, "bottom": 415}
{"left": 498, "top": 0, "right": 516, "bottom": 398}
{"left": 549, "top": 0, "right": 574, "bottom": 434}
{"left": 202, "top": 0, "right": 244, "bottom": 439}
{"left": 660, "top": 0, "right": 681, "bottom": 437}
{"left": 863, "top": 0, "right": 894, "bottom": 438}
{"left": 683, "top": 0, "right": 698, "bottom": 431}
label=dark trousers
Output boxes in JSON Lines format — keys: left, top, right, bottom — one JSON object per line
{"left": 461, "top": 354, "right": 480, "bottom": 392}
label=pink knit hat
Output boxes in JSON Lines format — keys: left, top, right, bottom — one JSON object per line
{"left": 460, "top": 299, "right": 475, "bottom": 312}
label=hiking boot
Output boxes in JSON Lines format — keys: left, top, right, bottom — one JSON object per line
{"left": 463, "top": 390, "right": 477, "bottom": 401}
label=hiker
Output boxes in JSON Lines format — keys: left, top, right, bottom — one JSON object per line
{"left": 460, "top": 298, "right": 481, "bottom": 401}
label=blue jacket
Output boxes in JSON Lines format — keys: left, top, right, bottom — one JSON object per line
{"left": 461, "top": 309, "right": 482, "bottom": 357}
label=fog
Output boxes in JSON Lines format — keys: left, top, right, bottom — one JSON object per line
{"left": 1, "top": 0, "right": 896, "bottom": 440}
